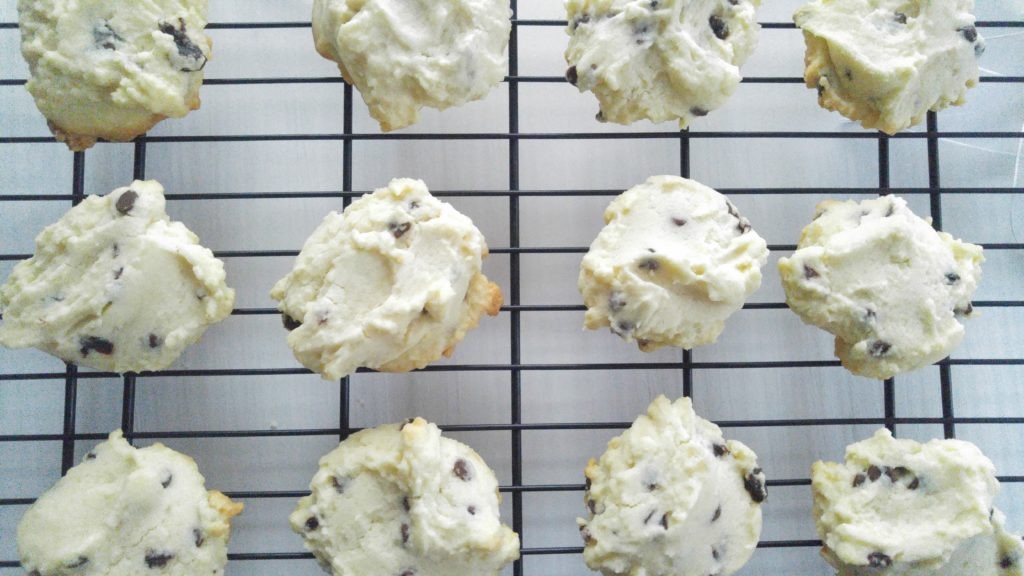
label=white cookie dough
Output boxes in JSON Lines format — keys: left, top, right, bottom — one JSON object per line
{"left": 271, "top": 178, "right": 502, "bottom": 380}
{"left": 312, "top": 0, "right": 511, "bottom": 131}
{"left": 812, "top": 428, "right": 1023, "bottom": 575}
{"left": 18, "top": 0, "right": 211, "bottom": 150}
{"left": 579, "top": 176, "right": 768, "bottom": 351}
{"left": 291, "top": 417, "right": 520, "bottom": 576}
{"left": 778, "top": 195, "right": 982, "bottom": 379}
{"left": 794, "top": 0, "right": 985, "bottom": 134}
{"left": 17, "top": 430, "right": 243, "bottom": 576}
{"left": 565, "top": 0, "right": 761, "bottom": 127}
{"left": 579, "top": 395, "right": 765, "bottom": 576}
{"left": 0, "top": 180, "right": 235, "bottom": 373}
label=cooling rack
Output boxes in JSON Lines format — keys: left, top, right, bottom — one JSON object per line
{"left": 1, "top": 1, "right": 1023, "bottom": 574}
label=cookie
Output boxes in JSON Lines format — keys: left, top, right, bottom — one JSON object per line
{"left": 0, "top": 180, "right": 235, "bottom": 373}
{"left": 794, "top": 0, "right": 985, "bottom": 134}
{"left": 271, "top": 178, "right": 502, "bottom": 380}
{"left": 579, "top": 395, "right": 766, "bottom": 576}
{"left": 17, "top": 430, "right": 243, "bottom": 576}
{"left": 778, "top": 195, "right": 983, "bottom": 379}
{"left": 578, "top": 175, "right": 768, "bottom": 351}
{"left": 17, "top": 0, "right": 212, "bottom": 150}
{"left": 565, "top": 0, "right": 761, "bottom": 127}
{"left": 312, "top": 0, "right": 511, "bottom": 131}
{"left": 290, "top": 417, "right": 520, "bottom": 575}
{"left": 812, "top": 428, "right": 1023, "bottom": 575}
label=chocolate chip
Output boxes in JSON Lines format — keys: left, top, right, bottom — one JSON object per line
{"left": 571, "top": 13, "right": 591, "bottom": 30}
{"left": 649, "top": 0, "right": 659, "bottom": 8}
{"left": 852, "top": 473, "right": 866, "bottom": 487}
{"left": 869, "top": 341, "right": 892, "bottom": 358}
{"left": 885, "top": 466, "right": 909, "bottom": 482}
{"left": 161, "top": 472, "right": 173, "bottom": 488}
{"left": 885, "top": 204, "right": 895, "bottom": 217}
{"left": 612, "top": 320, "right": 635, "bottom": 337}
{"left": 79, "top": 336, "right": 114, "bottom": 356}
{"left": 389, "top": 221, "right": 412, "bottom": 239}
{"left": 608, "top": 292, "right": 627, "bottom": 312}
{"left": 453, "top": 459, "right": 473, "bottom": 481}
{"left": 844, "top": 69, "right": 853, "bottom": 81}
{"left": 282, "top": 314, "right": 302, "bottom": 331}
{"left": 633, "top": 23, "right": 652, "bottom": 45}
{"left": 158, "top": 18, "right": 207, "bottom": 72}
{"left": 713, "top": 443, "right": 730, "bottom": 458}
{"left": 804, "top": 265, "right": 819, "bottom": 279}
{"left": 743, "top": 469, "right": 767, "bottom": 503}
{"left": 144, "top": 551, "right": 175, "bottom": 568}
{"left": 66, "top": 556, "right": 89, "bottom": 568}
{"left": 148, "top": 334, "right": 161, "bottom": 349}
{"left": 945, "top": 272, "right": 961, "bottom": 284}
{"left": 332, "top": 476, "right": 348, "bottom": 494}
{"left": 112, "top": 243, "right": 120, "bottom": 257}
{"left": 712, "top": 547, "right": 721, "bottom": 561}
{"left": 726, "top": 202, "right": 740, "bottom": 219}
{"left": 194, "top": 528, "right": 205, "bottom": 547}
{"left": 959, "top": 25, "right": 978, "bottom": 43}
{"left": 580, "top": 525, "right": 595, "bottom": 544}
{"left": 868, "top": 552, "right": 892, "bottom": 568}
{"left": 399, "top": 570, "right": 416, "bottom": 576}
{"left": 894, "top": 12, "right": 907, "bottom": 24}
{"left": 93, "top": 22, "right": 123, "bottom": 50}
{"left": 401, "top": 523, "right": 410, "bottom": 545}
{"left": 955, "top": 302, "right": 974, "bottom": 316}
{"left": 305, "top": 516, "right": 319, "bottom": 531}
{"left": 712, "top": 505, "right": 722, "bottom": 522}
{"left": 1001, "top": 556, "right": 1014, "bottom": 569}
{"left": 85, "top": 452, "right": 97, "bottom": 460}
{"left": 865, "top": 308, "right": 877, "bottom": 322}
{"left": 644, "top": 481, "right": 658, "bottom": 492}
{"left": 639, "top": 258, "right": 660, "bottom": 272}
{"left": 116, "top": 190, "right": 138, "bottom": 215}
{"left": 587, "top": 499, "right": 598, "bottom": 514}
{"left": 908, "top": 476, "right": 920, "bottom": 490}
{"left": 114, "top": 267, "right": 124, "bottom": 280}
{"left": 585, "top": 476, "right": 592, "bottom": 491}
{"left": 817, "top": 80, "right": 826, "bottom": 97}
{"left": 672, "top": 216, "right": 687, "bottom": 226}
{"left": 566, "top": 65, "right": 578, "bottom": 86}
{"left": 401, "top": 496, "right": 410, "bottom": 511}
{"left": 867, "top": 465, "right": 882, "bottom": 481}
{"left": 709, "top": 15, "right": 729, "bottom": 40}
{"left": 690, "top": 107, "right": 709, "bottom": 117}
{"left": 643, "top": 510, "right": 656, "bottom": 524}
{"left": 468, "top": 505, "right": 476, "bottom": 515}
{"left": 596, "top": 110, "right": 606, "bottom": 122}
{"left": 659, "top": 512, "right": 670, "bottom": 529}
{"left": 737, "top": 220, "right": 752, "bottom": 234}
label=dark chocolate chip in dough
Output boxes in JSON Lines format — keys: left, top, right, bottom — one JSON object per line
{"left": 282, "top": 314, "right": 302, "bottom": 331}
{"left": 869, "top": 341, "right": 892, "bottom": 358}
{"left": 639, "top": 258, "right": 660, "bottom": 272}
{"left": 194, "top": 528, "right": 205, "bottom": 547}
{"left": 585, "top": 476, "right": 592, "bottom": 491}
{"left": 305, "top": 516, "right": 319, "bottom": 531}
{"left": 93, "top": 21, "right": 123, "bottom": 50}
{"left": 894, "top": 12, "right": 907, "bottom": 24}
{"left": 158, "top": 18, "right": 207, "bottom": 72}
{"left": 659, "top": 512, "right": 670, "bottom": 529}
{"left": 612, "top": 320, "right": 636, "bottom": 336}
{"left": 468, "top": 505, "right": 476, "bottom": 515}
{"left": 399, "top": 570, "right": 416, "bottom": 576}
{"left": 736, "top": 220, "right": 752, "bottom": 234}
{"left": 402, "top": 496, "right": 410, "bottom": 511}
{"left": 803, "top": 265, "right": 820, "bottom": 279}
{"left": 672, "top": 216, "right": 687, "bottom": 226}
{"left": 116, "top": 190, "right": 138, "bottom": 215}
{"left": 817, "top": 79, "right": 827, "bottom": 97}
{"left": 712, "top": 546, "right": 721, "bottom": 561}
{"left": 709, "top": 15, "right": 729, "bottom": 40}
{"left": 867, "top": 465, "right": 882, "bottom": 482}
{"left": 608, "top": 292, "right": 627, "bottom": 312}
{"left": 401, "top": 523, "right": 410, "bottom": 545}
{"left": 1001, "top": 556, "right": 1014, "bottom": 569}
{"left": 571, "top": 13, "right": 591, "bottom": 30}
{"left": 955, "top": 302, "right": 974, "bottom": 316}
{"left": 712, "top": 505, "right": 722, "bottom": 522}
{"left": 864, "top": 308, "right": 877, "bottom": 322}
{"left": 852, "top": 473, "right": 867, "bottom": 487}
{"left": 959, "top": 25, "right": 978, "bottom": 43}
{"left": 85, "top": 452, "right": 97, "bottom": 460}
{"left": 743, "top": 469, "right": 767, "bottom": 503}
{"left": 453, "top": 458, "right": 473, "bottom": 481}
{"left": 144, "top": 551, "right": 175, "bottom": 568}
{"left": 65, "top": 556, "right": 89, "bottom": 568}
{"left": 644, "top": 480, "right": 659, "bottom": 492}
{"left": 867, "top": 552, "right": 893, "bottom": 568}
{"left": 690, "top": 107, "right": 709, "bottom": 117}
{"left": 79, "top": 336, "right": 114, "bottom": 357}
{"left": 649, "top": 1, "right": 659, "bottom": 8}
{"left": 844, "top": 69, "right": 853, "bottom": 81}
{"left": 643, "top": 509, "right": 656, "bottom": 524}
{"left": 148, "top": 334, "right": 162, "bottom": 349}
{"left": 596, "top": 110, "right": 606, "bottom": 122}
{"left": 587, "top": 499, "right": 598, "bottom": 514}
{"left": 161, "top": 471, "right": 173, "bottom": 488}
{"left": 884, "top": 466, "right": 909, "bottom": 482}
{"left": 332, "top": 476, "right": 348, "bottom": 494}
{"left": 580, "top": 525, "right": 595, "bottom": 544}
{"left": 389, "top": 221, "right": 412, "bottom": 239}
{"left": 566, "top": 65, "right": 578, "bottom": 86}
{"left": 713, "top": 443, "right": 730, "bottom": 458}
{"left": 945, "top": 272, "right": 961, "bottom": 285}
{"left": 907, "top": 476, "right": 920, "bottom": 490}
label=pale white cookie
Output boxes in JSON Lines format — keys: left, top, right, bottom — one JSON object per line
{"left": 794, "top": 0, "right": 985, "bottom": 134}
{"left": 18, "top": 0, "right": 212, "bottom": 150}
{"left": 565, "top": 0, "right": 761, "bottom": 127}
{"left": 778, "top": 195, "right": 983, "bottom": 379}
{"left": 0, "top": 180, "right": 235, "bottom": 373}
{"left": 813, "top": 428, "right": 1023, "bottom": 575}
{"left": 17, "top": 430, "right": 243, "bottom": 576}
{"left": 312, "top": 0, "right": 511, "bottom": 131}
{"left": 291, "top": 417, "right": 520, "bottom": 575}
{"left": 579, "top": 176, "right": 768, "bottom": 351}
{"left": 271, "top": 178, "right": 502, "bottom": 380}
{"left": 579, "top": 395, "right": 766, "bottom": 576}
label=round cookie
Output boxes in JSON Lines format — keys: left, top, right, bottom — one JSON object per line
{"left": 794, "top": 0, "right": 985, "bottom": 134}
{"left": 0, "top": 180, "right": 235, "bottom": 373}
{"left": 17, "top": 430, "right": 243, "bottom": 576}
{"left": 579, "top": 395, "right": 766, "bottom": 576}
{"left": 812, "top": 428, "right": 1023, "bottom": 575}
{"left": 778, "top": 195, "right": 983, "bottom": 380}
{"left": 312, "top": 0, "right": 511, "bottom": 131}
{"left": 18, "top": 0, "right": 212, "bottom": 150}
{"left": 565, "top": 0, "right": 761, "bottom": 127}
{"left": 578, "top": 175, "right": 768, "bottom": 351}
{"left": 270, "top": 178, "right": 502, "bottom": 380}
{"left": 290, "top": 417, "right": 520, "bottom": 575}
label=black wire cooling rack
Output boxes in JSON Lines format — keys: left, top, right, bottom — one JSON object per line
{"left": 2, "top": 3, "right": 1024, "bottom": 575}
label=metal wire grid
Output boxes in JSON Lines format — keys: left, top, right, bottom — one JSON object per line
{"left": 1, "top": 5, "right": 1023, "bottom": 575}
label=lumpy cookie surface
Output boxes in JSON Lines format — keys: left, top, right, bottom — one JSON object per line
{"left": 565, "top": 0, "right": 760, "bottom": 127}
{"left": 291, "top": 418, "right": 520, "bottom": 576}
{"left": 812, "top": 428, "right": 1023, "bottom": 575}
{"left": 270, "top": 178, "right": 502, "bottom": 380}
{"left": 579, "top": 175, "right": 768, "bottom": 351}
{"left": 17, "top": 430, "right": 243, "bottom": 576}
{"left": 778, "top": 195, "right": 982, "bottom": 380}
{"left": 312, "top": 0, "right": 511, "bottom": 131}
{"left": 0, "top": 180, "right": 235, "bottom": 373}
{"left": 579, "top": 395, "right": 765, "bottom": 576}
{"left": 17, "top": 0, "right": 211, "bottom": 150}
{"left": 794, "top": 0, "right": 985, "bottom": 134}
